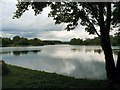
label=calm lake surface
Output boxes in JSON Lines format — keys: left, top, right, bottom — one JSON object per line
{"left": 1, "top": 45, "right": 120, "bottom": 79}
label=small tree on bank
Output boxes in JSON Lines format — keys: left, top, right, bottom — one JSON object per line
{"left": 13, "top": 1, "right": 120, "bottom": 84}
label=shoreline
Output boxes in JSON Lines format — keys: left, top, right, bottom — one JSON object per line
{"left": 2, "top": 63, "right": 109, "bottom": 89}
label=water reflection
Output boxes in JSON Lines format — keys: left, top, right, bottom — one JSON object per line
{"left": 1, "top": 45, "right": 120, "bottom": 79}
{"left": 31, "top": 50, "right": 41, "bottom": 53}
{"left": 71, "top": 48, "right": 119, "bottom": 55}
{"left": 13, "top": 51, "right": 29, "bottom": 56}
{"left": 66, "top": 59, "right": 106, "bottom": 79}
{"left": 1, "top": 50, "right": 41, "bottom": 56}
{"left": 71, "top": 48, "right": 81, "bottom": 52}
{"left": 94, "top": 49, "right": 102, "bottom": 54}
{"left": 71, "top": 48, "right": 103, "bottom": 54}
{"left": 113, "top": 49, "right": 120, "bottom": 55}
{"left": 0, "top": 51, "right": 11, "bottom": 55}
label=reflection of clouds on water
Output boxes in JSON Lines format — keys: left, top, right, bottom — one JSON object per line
{"left": 57, "top": 58, "right": 106, "bottom": 79}
{"left": 70, "top": 60, "right": 106, "bottom": 79}
{"left": 32, "top": 45, "right": 106, "bottom": 79}
{"left": 44, "top": 46, "right": 105, "bottom": 63}
{"left": 2, "top": 45, "right": 120, "bottom": 79}
{"left": 61, "top": 59, "right": 76, "bottom": 75}
{"left": 60, "top": 60, "right": 106, "bottom": 79}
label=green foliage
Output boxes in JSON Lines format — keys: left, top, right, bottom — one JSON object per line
{"left": 13, "top": 2, "right": 31, "bottom": 19}
{"left": 70, "top": 37, "right": 100, "bottom": 45}
{"left": 1, "top": 35, "right": 119, "bottom": 47}
{"left": 3, "top": 64, "right": 108, "bottom": 89}
{"left": 1, "top": 36, "right": 43, "bottom": 47}
{"left": 110, "top": 36, "right": 118, "bottom": 46}
{"left": 2, "top": 61, "right": 10, "bottom": 75}
{"left": 1, "top": 36, "right": 65, "bottom": 47}
{"left": 114, "top": 32, "right": 120, "bottom": 45}
{"left": 13, "top": 36, "right": 21, "bottom": 46}
{"left": 2, "top": 37, "right": 12, "bottom": 47}
{"left": 43, "top": 40, "right": 62, "bottom": 45}
{"left": 13, "top": 2, "right": 51, "bottom": 18}
{"left": 70, "top": 36, "right": 119, "bottom": 46}
{"left": 84, "top": 37, "right": 101, "bottom": 45}
{"left": 112, "top": 2, "right": 120, "bottom": 26}
{"left": 70, "top": 38, "right": 84, "bottom": 45}
{"left": 18, "top": 37, "right": 30, "bottom": 45}
{"left": 29, "top": 38, "right": 44, "bottom": 46}
{"left": 13, "top": 2, "right": 120, "bottom": 36}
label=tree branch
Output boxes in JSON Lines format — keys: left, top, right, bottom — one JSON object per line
{"left": 84, "top": 13, "right": 101, "bottom": 37}
{"left": 87, "top": 3, "right": 99, "bottom": 24}
{"left": 81, "top": 3, "right": 100, "bottom": 37}
{"left": 89, "top": 20, "right": 101, "bottom": 37}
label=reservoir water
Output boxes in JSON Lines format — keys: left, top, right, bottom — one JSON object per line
{"left": 1, "top": 45, "right": 120, "bottom": 79}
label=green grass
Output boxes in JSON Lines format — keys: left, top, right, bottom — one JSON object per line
{"left": 2, "top": 64, "right": 110, "bottom": 89}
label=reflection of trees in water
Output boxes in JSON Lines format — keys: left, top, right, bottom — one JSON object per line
{"left": 94, "top": 49, "right": 120, "bottom": 55}
{"left": 30, "top": 50, "right": 40, "bottom": 53}
{"left": 85, "top": 49, "right": 92, "bottom": 53}
{"left": 94, "top": 49, "right": 102, "bottom": 54}
{"left": 112, "top": 49, "right": 120, "bottom": 55}
{"left": 1, "top": 50, "right": 41, "bottom": 56}
{"left": 0, "top": 51, "right": 11, "bottom": 55}
{"left": 71, "top": 48, "right": 81, "bottom": 52}
{"left": 13, "top": 50, "right": 41, "bottom": 56}
{"left": 71, "top": 48, "right": 120, "bottom": 55}
{"left": 85, "top": 49, "right": 102, "bottom": 54}
{"left": 13, "top": 51, "right": 29, "bottom": 56}
{"left": 71, "top": 48, "right": 102, "bottom": 54}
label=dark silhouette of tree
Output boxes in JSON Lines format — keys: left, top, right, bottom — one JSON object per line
{"left": 70, "top": 38, "right": 84, "bottom": 45}
{"left": 29, "top": 38, "right": 44, "bottom": 46}
{"left": 1, "top": 36, "right": 63, "bottom": 47}
{"left": 13, "top": 1, "right": 120, "bottom": 84}
{"left": 18, "top": 37, "right": 30, "bottom": 45}
{"left": 2, "top": 38, "right": 12, "bottom": 47}
{"left": 13, "top": 36, "right": 21, "bottom": 46}
{"left": 69, "top": 36, "right": 118, "bottom": 45}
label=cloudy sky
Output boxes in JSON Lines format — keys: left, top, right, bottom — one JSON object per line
{"left": 0, "top": 1, "right": 107, "bottom": 41}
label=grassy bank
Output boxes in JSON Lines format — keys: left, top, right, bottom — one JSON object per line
{"left": 2, "top": 64, "right": 109, "bottom": 89}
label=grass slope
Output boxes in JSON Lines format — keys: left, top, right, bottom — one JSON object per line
{"left": 2, "top": 64, "right": 109, "bottom": 89}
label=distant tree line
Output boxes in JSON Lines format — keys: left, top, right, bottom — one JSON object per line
{"left": 70, "top": 35, "right": 120, "bottom": 46}
{"left": 0, "top": 35, "right": 119, "bottom": 47}
{"left": 0, "top": 36, "right": 63, "bottom": 47}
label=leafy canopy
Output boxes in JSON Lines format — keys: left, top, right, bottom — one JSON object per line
{"left": 13, "top": 1, "right": 120, "bottom": 37}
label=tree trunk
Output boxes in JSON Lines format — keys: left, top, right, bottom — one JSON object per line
{"left": 99, "top": 2, "right": 116, "bottom": 82}
{"left": 116, "top": 51, "right": 120, "bottom": 83}
{"left": 101, "top": 36, "right": 116, "bottom": 82}
{"left": 100, "top": 33, "right": 116, "bottom": 82}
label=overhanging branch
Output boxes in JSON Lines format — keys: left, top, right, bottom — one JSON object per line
{"left": 84, "top": 14, "right": 101, "bottom": 37}
{"left": 89, "top": 21, "right": 101, "bottom": 37}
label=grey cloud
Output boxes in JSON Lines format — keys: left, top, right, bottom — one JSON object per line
{"left": 1, "top": 1, "right": 93, "bottom": 41}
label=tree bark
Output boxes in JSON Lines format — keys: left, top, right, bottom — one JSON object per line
{"left": 99, "top": 2, "right": 116, "bottom": 82}
{"left": 116, "top": 51, "right": 120, "bottom": 83}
